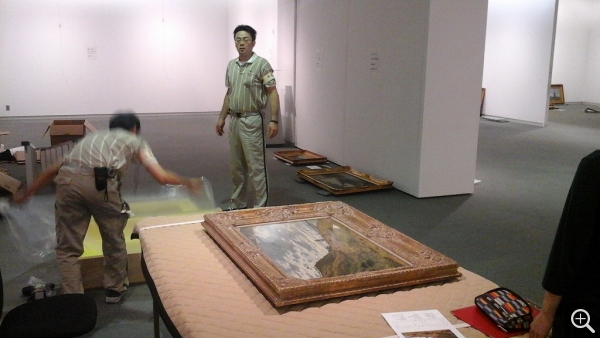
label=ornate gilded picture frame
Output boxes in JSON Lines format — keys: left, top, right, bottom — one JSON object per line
{"left": 297, "top": 166, "right": 393, "bottom": 195}
{"left": 274, "top": 149, "right": 328, "bottom": 165}
{"left": 549, "top": 84, "right": 565, "bottom": 105}
{"left": 203, "top": 202, "right": 461, "bottom": 307}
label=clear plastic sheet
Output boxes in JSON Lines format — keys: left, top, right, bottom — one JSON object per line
{"left": 194, "top": 176, "right": 216, "bottom": 211}
{"left": 3, "top": 197, "right": 57, "bottom": 265}
{"left": 1, "top": 176, "right": 215, "bottom": 270}
{"left": 146, "top": 176, "right": 215, "bottom": 210}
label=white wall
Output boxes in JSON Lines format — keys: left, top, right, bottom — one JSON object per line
{"left": 342, "top": 1, "right": 429, "bottom": 194}
{"left": 482, "top": 0, "right": 557, "bottom": 125}
{"left": 277, "top": 0, "right": 297, "bottom": 143}
{"left": 295, "top": 0, "right": 349, "bottom": 164}
{"left": 552, "top": 0, "right": 600, "bottom": 104}
{"left": 295, "top": 0, "right": 487, "bottom": 197}
{"left": 227, "top": 0, "right": 277, "bottom": 65}
{"left": 585, "top": 5, "right": 600, "bottom": 104}
{"left": 0, "top": 0, "right": 229, "bottom": 117}
{"left": 419, "top": 0, "right": 487, "bottom": 197}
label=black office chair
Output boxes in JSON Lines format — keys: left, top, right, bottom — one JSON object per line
{"left": 0, "top": 267, "right": 97, "bottom": 338}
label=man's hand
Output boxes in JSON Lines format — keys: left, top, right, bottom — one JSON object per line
{"left": 529, "top": 310, "right": 553, "bottom": 338}
{"left": 268, "top": 121, "right": 279, "bottom": 139}
{"left": 11, "top": 186, "right": 29, "bottom": 205}
{"left": 186, "top": 177, "right": 204, "bottom": 194}
{"left": 216, "top": 118, "right": 226, "bottom": 136}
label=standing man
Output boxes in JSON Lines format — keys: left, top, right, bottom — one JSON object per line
{"left": 14, "top": 111, "right": 202, "bottom": 303}
{"left": 216, "top": 24, "right": 279, "bottom": 210}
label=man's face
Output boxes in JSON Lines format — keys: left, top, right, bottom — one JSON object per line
{"left": 234, "top": 31, "right": 255, "bottom": 58}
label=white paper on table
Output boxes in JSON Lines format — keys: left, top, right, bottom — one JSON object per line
{"left": 381, "top": 309, "right": 465, "bottom": 338}
{"left": 306, "top": 165, "right": 321, "bottom": 169}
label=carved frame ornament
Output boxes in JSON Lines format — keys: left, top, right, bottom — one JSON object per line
{"left": 203, "top": 201, "right": 461, "bottom": 307}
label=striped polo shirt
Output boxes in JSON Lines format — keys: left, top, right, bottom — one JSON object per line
{"left": 62, "top": 129, "right": 157, "bottom": 173}
{"left": 225, "top": 53, "right": 276, "bottom": 112}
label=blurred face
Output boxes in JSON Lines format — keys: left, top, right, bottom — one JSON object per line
{"left": 234, "top": 31, "right": 255, "bottom": 60}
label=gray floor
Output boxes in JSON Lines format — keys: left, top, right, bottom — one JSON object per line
{"left": 1, "top": 102, "right": 600, "bottom": 337}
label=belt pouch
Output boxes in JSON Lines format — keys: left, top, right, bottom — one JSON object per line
{"left": 94, "top": 167, "right": 109, "bottom": 191}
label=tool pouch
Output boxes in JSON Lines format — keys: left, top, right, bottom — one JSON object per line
{"left": 94, "top": 167, "right": 109, "bottom": 191}
{"left": 94, "top": 167, "right": 115, "bottom": 191}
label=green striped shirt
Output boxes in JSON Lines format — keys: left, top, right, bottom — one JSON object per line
{"left": 62, "top": 129, "right": 156, "bottom": 173}
{"left": 225, "top": 53, "right": 276, "bottom": 112}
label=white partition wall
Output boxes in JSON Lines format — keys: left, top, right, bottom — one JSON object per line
{"left": 418, "top": 0, "right": 487, "bottom": 197}
{"left": 0, "top": 0, "right": 229, "bottom": 116}
{"left": 343, "top": 1, "right": 429, "bottom": 195}
{"left": 295, "top": 0, "right": 350, "bottom": 164}
{"left": 552, "top": 0, "right": 600, "bottom": 104}
{"left": 482, "top": 0, "right": 558, "bottom": 125}
{"left": 277, "top": 0, "right": 297, "bottom": 144}
{"left": 295, "top": 0, "right": 487, "bottom": 197}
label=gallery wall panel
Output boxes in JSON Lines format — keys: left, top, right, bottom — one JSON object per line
{"left": 418, "top": 0, "right": 487, "bottom": 197}
{"left": 0, "top": 0, "right": 229, "bottom": 117}
{"left": 295, "top": 0, "right": 349, "bottom": 164}
{"left": 295, "top": 0, "right": 487, "bottom": 197}
{"left": 343, "top": 0, "right": 429, "bottom": 194}
{"left": 482, "top": 0, "right": 557, "bottom": 124}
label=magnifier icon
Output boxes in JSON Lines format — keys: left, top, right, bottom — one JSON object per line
{"left": 571, "top": 309, "right": 595, "bottom": 333}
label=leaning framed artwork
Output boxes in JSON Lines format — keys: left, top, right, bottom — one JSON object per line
{"left": 203, "top": 201, "right": 461, "bottom": 307}
{"left": 273, "top": 149, "right": 328, "bottom": 165}
{"left": 296, "top": 166, "right": 393, "bottom": 195}
{"left": 549, "top": 84, "right": 565, "bottom": 105}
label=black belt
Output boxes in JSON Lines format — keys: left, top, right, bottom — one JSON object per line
{"left": 231, "top": 111, "right": 261, "bottom": 118}
{"left": 62, "top": 162, "right": 117, "bottom": 179}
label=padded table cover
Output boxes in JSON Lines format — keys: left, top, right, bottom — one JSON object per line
{"left": 135, "top": 215, "right": 525, "bottom": 338}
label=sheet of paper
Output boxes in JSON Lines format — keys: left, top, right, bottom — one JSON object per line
{"left": 306, "top": 165, "right": 321, "bottom": 169}
{"left": 382, "top": 309, "right": 465, "bottom": 338}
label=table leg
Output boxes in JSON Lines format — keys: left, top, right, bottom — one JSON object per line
{"left": 153, "top": 300, "right": 160, "bottom": 338}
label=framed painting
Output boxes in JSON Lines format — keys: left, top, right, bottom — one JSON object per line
{"left": 274, "top": 149, "right": 328, "bottom": 165}
{"left": 296, "top": 166, "right": 393, "bottom": 195}
{"left": 203, "top": 201, "right": 461, "bottom": 307}
{"left": 549, "top": 84, "right": 565, "bottom": 105}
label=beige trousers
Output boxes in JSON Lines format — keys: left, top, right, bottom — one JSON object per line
{"left": 54, "top": 169, "right": 129, "bottom": 294}
{"left": 228, "top": 114, "right": 268, "bottom": 208}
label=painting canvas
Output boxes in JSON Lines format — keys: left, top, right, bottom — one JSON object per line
{"left": 297, "top": 166, "right": 393, "bottom": 195}
{"left": 239, "top": 217, "right": 407, "bottom": 280}
{"left": 203, "top": 201, "right": 461, "bottom": 307}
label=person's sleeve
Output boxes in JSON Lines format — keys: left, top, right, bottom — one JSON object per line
{"left": 261, "top": 61, "right": 276, "bottom": 87}
{"left": 136, "top": 140, "right": 158, "bottom": 166}
{"left": 542, "top": 152, "right": 600, "bottom": 295}
{"left": 225, "top": 62, "right": 231, "bottom": 88}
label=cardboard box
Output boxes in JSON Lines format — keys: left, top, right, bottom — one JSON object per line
{"left": 0, "top": 171, "right": 22, "bottom": 194}
{"left": 43, "top": 120, "right": 97, "bottom": 146}
{"left": 79, "top": 198, "right": 215, "bottom": 289}
{"left": 13, "top": 149, "right": 41, "bottom": 164}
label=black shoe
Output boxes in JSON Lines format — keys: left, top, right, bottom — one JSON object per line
{"left": 224, "top": 205, "right": 247, "bottom": 211}
{"left": 105, "top": 289, "right": 127, "bottom": 304}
